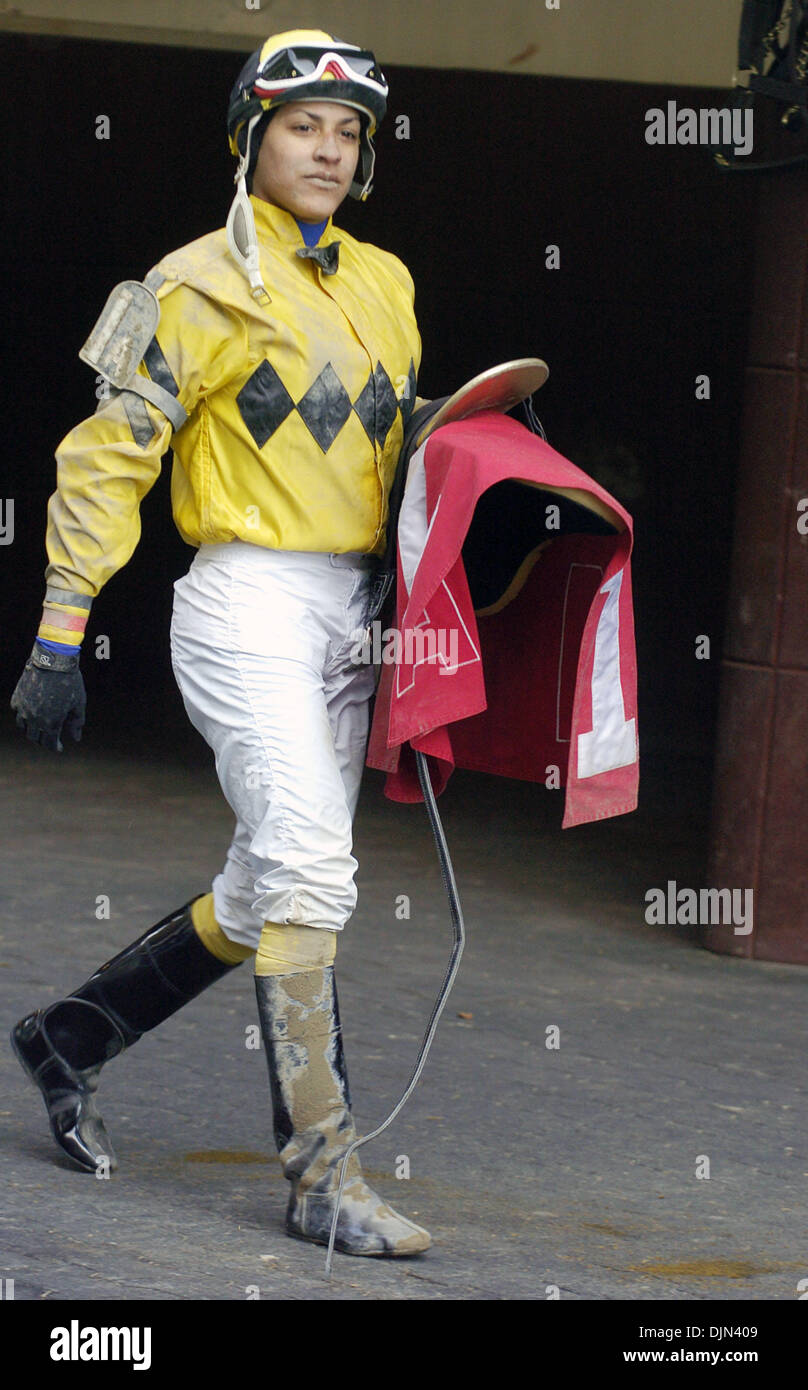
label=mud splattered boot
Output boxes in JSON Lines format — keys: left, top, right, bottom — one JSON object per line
{"left": 255, "top": 966, "right": 431, "bottom": 1257}
{"left": 11, "top": 899, "right": 243, "bottom": 1172}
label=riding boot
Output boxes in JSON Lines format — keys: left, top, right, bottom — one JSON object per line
{"left": 254, "top": 966, "right": 431, "bottom": 1257}
{"left": 11, "top": 899, "right": 242, "bottom": 1172}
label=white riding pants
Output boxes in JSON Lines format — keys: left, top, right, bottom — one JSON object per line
{"left": 169, "top": 543, "right": 376, "bottom": 949}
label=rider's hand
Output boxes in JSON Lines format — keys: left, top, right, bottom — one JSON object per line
{"left": 10, "top": 641, "right": 86, "bottom": 752}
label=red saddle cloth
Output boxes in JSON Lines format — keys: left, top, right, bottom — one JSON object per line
{"left": 366, "top": 412, "right": 639, "bottom": 828}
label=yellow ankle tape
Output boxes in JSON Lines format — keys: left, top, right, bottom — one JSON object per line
{"left": 190, "top": 893, "right": 255, "bottom": 965}
{"left": 254, "top": 921, "right": 337, "bottom": 976}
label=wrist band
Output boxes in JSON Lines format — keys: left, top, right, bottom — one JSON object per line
{"left": 37, "top": 587, "right": 92, "bottom": 649}
{"left": 30, "top": 640, "right": 80, "bottom": 672}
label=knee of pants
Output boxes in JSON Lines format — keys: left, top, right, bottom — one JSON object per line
{"left": 254, "top": 921, "right": 338, "bottom": 976}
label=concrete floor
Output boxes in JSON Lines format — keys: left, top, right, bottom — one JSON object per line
{"left": 1, "top": 728, "right": 806, "bottom": 1302}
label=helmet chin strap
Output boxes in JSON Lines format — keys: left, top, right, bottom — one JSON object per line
{"left": 226, "top": 112, "right": 272, "bottom": 305}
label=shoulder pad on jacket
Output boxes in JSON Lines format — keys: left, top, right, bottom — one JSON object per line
{"left": 78, "top": 279, "right": 188, "bottom": 432}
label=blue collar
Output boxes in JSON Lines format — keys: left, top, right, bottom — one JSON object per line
{"left": 294, "top": 216, "right": 329, "bottom": 248}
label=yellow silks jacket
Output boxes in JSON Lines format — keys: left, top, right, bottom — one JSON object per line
{"left": 44, "top": 195, "right": 422, "bottom": 599}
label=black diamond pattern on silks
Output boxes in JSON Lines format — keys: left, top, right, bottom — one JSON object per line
{"left": 236, "top": 361, "right": 296, "bottom": 449}
{"left": 352, "top": 361, "right": 409, "bottom": 448}
{"left": 237, "top": 356, "right": 420, "bottom": 455}
{"left": 143, "top": 337, "right": 180, "bottom": 398}
{"left": 373, "top": 362, "right": 399, "bottom": 446}
{"left": 352, "top": 372, "right": 376, "bottom": 445}
{"left": 296, "top": 363, "right": 353, "bottom": 452}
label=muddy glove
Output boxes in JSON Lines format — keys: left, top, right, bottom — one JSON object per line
{"left": 10, "top": 641, "right": 86, "bottom": 752}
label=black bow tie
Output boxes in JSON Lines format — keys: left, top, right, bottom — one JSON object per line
{"left": 296, "top": 240, "right": 341, "bottom": 276}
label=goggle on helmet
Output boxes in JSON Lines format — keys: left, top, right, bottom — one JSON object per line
{"left": 227, "top": 31, "right": 389, "bottom": 201}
